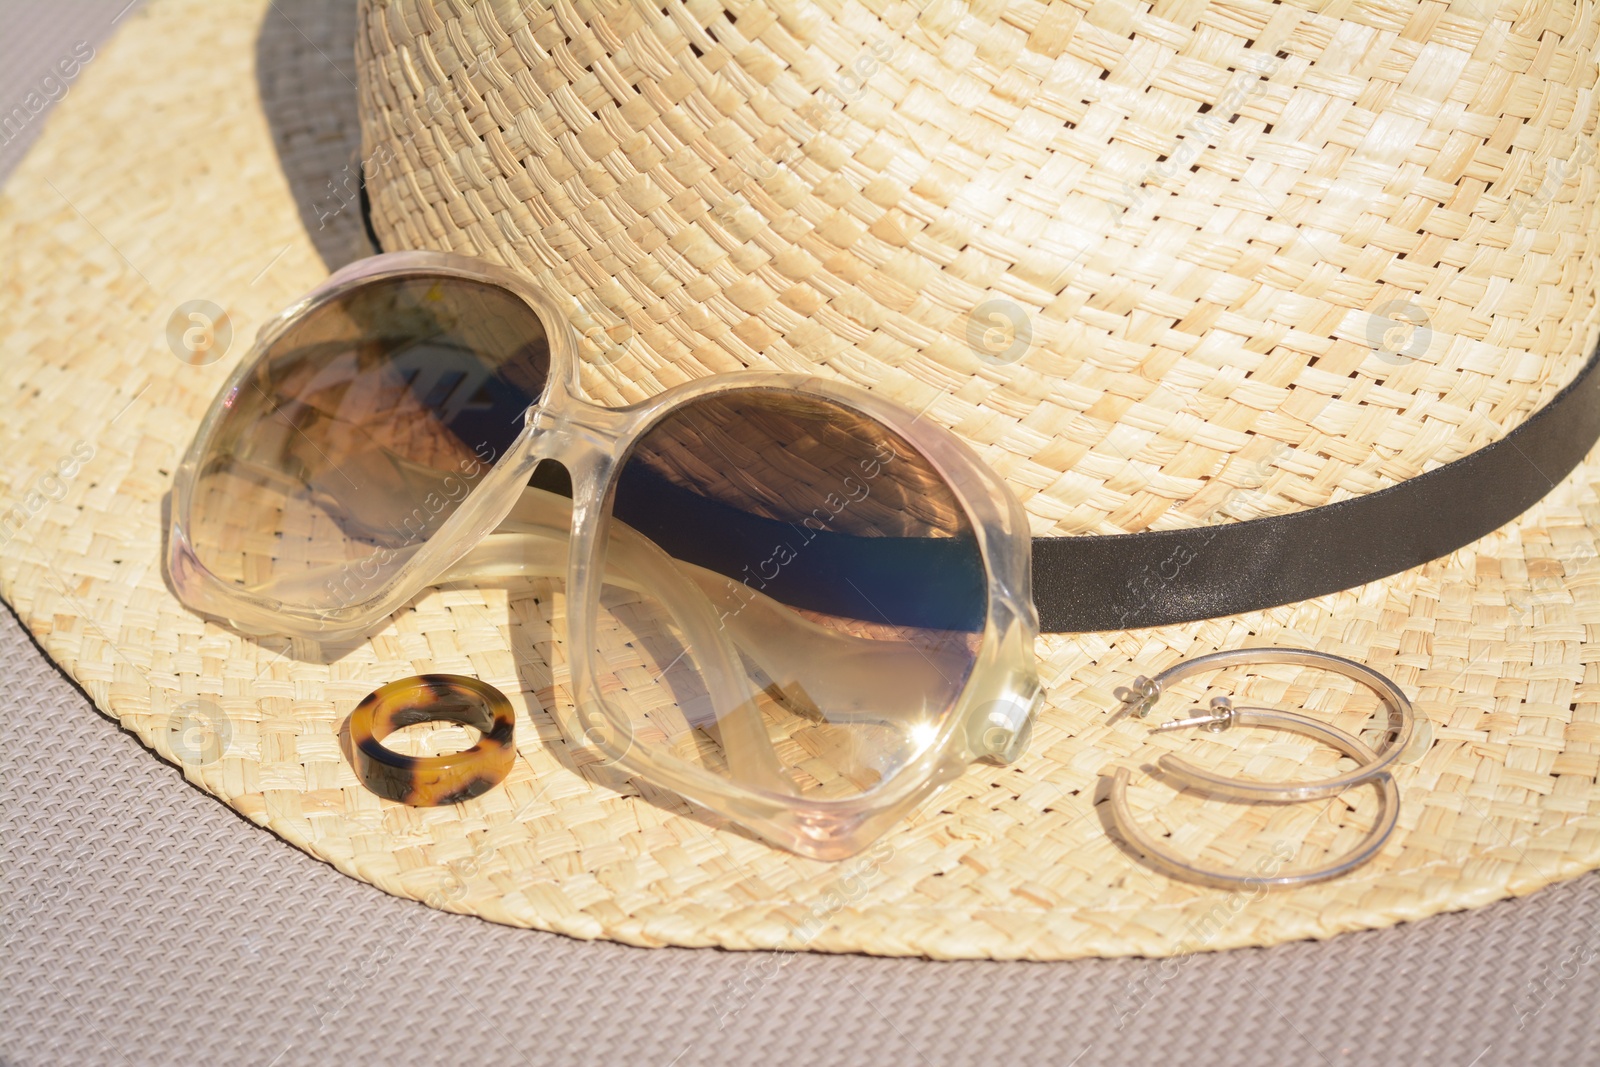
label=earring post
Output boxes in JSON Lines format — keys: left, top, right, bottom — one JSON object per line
{"left": 1149, "top": 711, "right": 1228, "bottom": 733}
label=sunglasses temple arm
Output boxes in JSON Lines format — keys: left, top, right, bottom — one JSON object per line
{"left": 440, "top": 488, "right": 796, "bottom": 795}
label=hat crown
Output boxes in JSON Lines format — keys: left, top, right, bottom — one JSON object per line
{"left": 355, "top": 0, "right": 1600, "bottom": 536}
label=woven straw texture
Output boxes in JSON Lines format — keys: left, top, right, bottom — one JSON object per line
{"left": 359, "top": 0, "right": 1600, "bottom": 539}
{"left": 10, "top": 597, "right": 1600, "bottom": 1067}
{"left": 5, "top": 0, "right": 1600, "bottom": 961}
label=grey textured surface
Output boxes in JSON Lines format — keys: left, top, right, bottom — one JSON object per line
{"left": 5, "top": 3, "right": 1600, "bottom": 1065}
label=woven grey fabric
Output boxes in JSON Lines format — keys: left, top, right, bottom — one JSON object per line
{"left": 5, "top": 3, "right": 1600, "bottom": 1065}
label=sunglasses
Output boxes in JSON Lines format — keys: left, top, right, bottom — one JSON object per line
{"left": 168, "top": 251, "right": 1042, "bottom": 858}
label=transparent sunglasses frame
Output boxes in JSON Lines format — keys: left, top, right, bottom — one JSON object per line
{"left": 167, "top": 251, "right": 1043, "bottom": 858}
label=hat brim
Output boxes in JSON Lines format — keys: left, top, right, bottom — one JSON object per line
{"left": 4, "top": 0, "right": 1598, "bottom": 959}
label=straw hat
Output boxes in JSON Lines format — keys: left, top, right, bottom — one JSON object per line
{"left": 5, "top": 0, "right": 1600, "bottom": 959}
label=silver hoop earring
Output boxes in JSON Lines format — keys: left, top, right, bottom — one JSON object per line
{"left": 1105, "top": 705, "right": 1400, "bottom": 890}
{"left": 1110, "top": 647, "right": 1414, "bottom": 800}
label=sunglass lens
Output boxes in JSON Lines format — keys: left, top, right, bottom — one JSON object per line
{"left": 587, "top": 389, "right": 985, "bottom": 802}
{"left": 178, "top": 274, "right": 549, "bottom": 614}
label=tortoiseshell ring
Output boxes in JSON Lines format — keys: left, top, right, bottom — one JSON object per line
{"left": 347, "top": 675, "right": 515, "bottom": 806}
